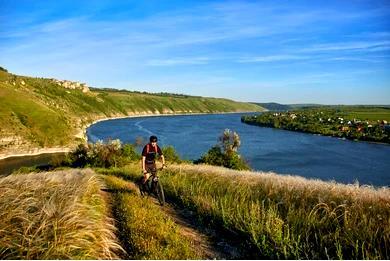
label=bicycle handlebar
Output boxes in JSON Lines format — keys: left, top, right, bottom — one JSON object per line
{"left": 143, "top": 165, "right": 167, "bottom": 174}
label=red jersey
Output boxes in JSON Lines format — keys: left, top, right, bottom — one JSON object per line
{"left": 142, "top": 143, "right": 163, "bottom": 163}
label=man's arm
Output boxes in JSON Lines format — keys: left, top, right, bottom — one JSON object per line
{"left": 160, "top": 155, "right": 166, "bottom": 167}
{"left": 142, "top": 156, "right": 146, "bottom": 173}
{"left": 157, "top": 146, "right": 166, "bottom": 168}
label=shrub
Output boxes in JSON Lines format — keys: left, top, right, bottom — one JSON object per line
{"left": 64, "top": 144, "right": 89, "bottom": 168}
{"left": 122, "top": 143, "right": 141, "bottom": 161}
{"left": 63, "top": 140, "right": 140, "bottom": 168}
{"left": 195, "top": 129, "right": 250, "bottom": 170}
{"left": 162, "top": 145, "right": 182, "bottom": 163}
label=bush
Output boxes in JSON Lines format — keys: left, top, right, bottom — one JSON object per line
{"left": 195, "top": 129, "right": 250, "bottom": 170}
{"left": 194, "top": 146, "right": 224, "bottom": 166}
{"left": 63, "top": 140, "right": 140, "bottom": 168}
{"left": 162, "top": 145, "right": 182, "bottom": 163}
{"left": 122, "top": 143, "right": 141, "bottom": 161}
{"left": 64, "top": 144, "right": 89, "bottom": 168}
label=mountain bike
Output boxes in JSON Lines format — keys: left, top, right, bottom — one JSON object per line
{"left": 139, "top": 167, "right": 165, "bottom": 206}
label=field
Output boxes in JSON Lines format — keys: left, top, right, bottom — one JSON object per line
{"left": 343, "top": 108, "right": 390, "bottom": 122}
{"left": 308, "top": 105, "right": 390, "bottom": 122}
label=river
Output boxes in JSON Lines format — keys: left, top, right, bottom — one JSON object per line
{"left": 0, "top": 152, "right": 66, "bottom": 176}
{"left": 87, "top": 113, "right": 390, "bottom": 187}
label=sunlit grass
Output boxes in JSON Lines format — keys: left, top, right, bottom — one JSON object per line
{"left": 0, "top": 169, "right": 122, "bottom": 259}
{"left": 104, "top": 163, "right": 390, "bottom": 259}
{"left": 2, "top": 163, "right": 388, "bottom": 259}
{"left": 102, "top": 174, "right": 201, "bottom": 259}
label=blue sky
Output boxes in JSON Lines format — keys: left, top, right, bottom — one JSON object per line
{"left": 1, "top": 0, "right": 389, "bottom": 104}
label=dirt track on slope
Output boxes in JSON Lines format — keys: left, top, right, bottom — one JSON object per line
{"left": 160, "top": 202, "right": 242, "bottom": 259}
{"left": 102, "top": 177, "right": 242, "bottom": 259}
{"left": 106, "top": 180, "right": 242, "bottom": 259}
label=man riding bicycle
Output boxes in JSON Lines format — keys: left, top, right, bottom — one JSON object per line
{"left": 141, "top": 135, "right": 166, "bottom": 184}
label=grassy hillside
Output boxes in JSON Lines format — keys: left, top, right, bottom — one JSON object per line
{"left": 0, "top": 69, "right": 264, "bottom": 155}
{"left": 99, "top": 163, "right": 390, "bottom": 260}
{"left": 2, "top": 162, "right": 389, "bottom": 259}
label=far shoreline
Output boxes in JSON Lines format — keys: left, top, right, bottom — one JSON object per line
{"left": 241, "top": 120, "right": 390, "bottom": 146}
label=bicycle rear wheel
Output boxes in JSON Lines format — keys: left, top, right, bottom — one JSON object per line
{"left": 154, "top": 181, "right": 165, "bottom": 206}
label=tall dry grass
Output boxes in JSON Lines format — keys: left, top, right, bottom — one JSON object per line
{"left": 102, "top": 174, "right": 201, "bottom": 259}
{"left": 0, "top": 169, "right": 123, "bottom": 259}
{"left": 112, "top": 163, "right": 390, "bottom": 259}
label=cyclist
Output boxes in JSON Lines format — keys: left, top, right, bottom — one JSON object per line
{"left": 141, "top": 135, "right": 166, "bottom": 184}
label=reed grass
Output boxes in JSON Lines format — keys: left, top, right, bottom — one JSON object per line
{"left": 102, "top": 174, "right": 201, "bottom": 259}
{"left": 108, "top": 163, "right": 390, "bottom": 259}
{"left": 0, "top": 169, "right": 122, "bottom": 259}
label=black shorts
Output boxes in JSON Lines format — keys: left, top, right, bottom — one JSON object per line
{"left": 145, "top": 162, "right": 157, "bottom": 174}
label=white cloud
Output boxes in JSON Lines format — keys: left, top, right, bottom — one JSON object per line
{"left": 146, "top": 57, "right": 210, "bottom": 66}
{"left": 239, "top": 55, "right": 309, "bottom": 63}
{"left": 301, "top": 41, "right": 390, "bottom": 52}
{"left": 326, "top": 57, "right": 380, "bottom": 63}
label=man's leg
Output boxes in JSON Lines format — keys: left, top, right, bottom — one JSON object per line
{"left": 143, "top": 172, "right": 150, "bottom": 184}
{"left": 143, "top": 163, "right": 157, "bottom": 184}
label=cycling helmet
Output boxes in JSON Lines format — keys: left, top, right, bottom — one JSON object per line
{"left": 149, "top": 135, "right": 158, "bottom": 142}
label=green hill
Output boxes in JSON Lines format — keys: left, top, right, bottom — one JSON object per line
{"left": 0, "top": 69, "right": 264, "bottom": 156}
{"left": 252, "top": 102, "right": 292, "bottom": 111}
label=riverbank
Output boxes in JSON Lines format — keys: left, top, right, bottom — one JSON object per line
{"left": 0, "top": 147, "right": 71, "bottom": 160}
{"left": 0, "top": 111, "right": 258, "bottom": 160}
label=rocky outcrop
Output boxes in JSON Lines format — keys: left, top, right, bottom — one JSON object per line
{"left": 53, "top": 79, "right": 90, "bottom": 93}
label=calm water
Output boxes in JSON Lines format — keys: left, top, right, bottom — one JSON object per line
{"left": 87, "top": 113, "right": 390, "bottom": 186}
{"left": 0, "top": 153, "right": 65, "bottom": 176}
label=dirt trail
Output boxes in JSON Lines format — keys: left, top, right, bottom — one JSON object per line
{"left": 103, "top": 179, "right": 242, "bottom": 259}
{"left": 160, "top": 202, "right": 242, "bottom": 259}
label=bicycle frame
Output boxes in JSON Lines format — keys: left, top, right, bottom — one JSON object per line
{"left": 139, "top": 168, "right": 165, "bottom": 205}
{"left": 143, "top": 173, "right": 159, "bottom": 193}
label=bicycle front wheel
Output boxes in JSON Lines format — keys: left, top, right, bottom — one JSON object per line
{"left": 154, "top": 181, "right": 165, "bottom": 206}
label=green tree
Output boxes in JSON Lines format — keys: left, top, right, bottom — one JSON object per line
{"left": 195, "top": 129, "right": 250, "bottom": 170}
{"left": 162, "top": 145, "right": 182, "bottom": 163}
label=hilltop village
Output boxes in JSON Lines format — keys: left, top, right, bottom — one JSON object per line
{"left": 52, "top": 79, "right": 90, "bottom": 93}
